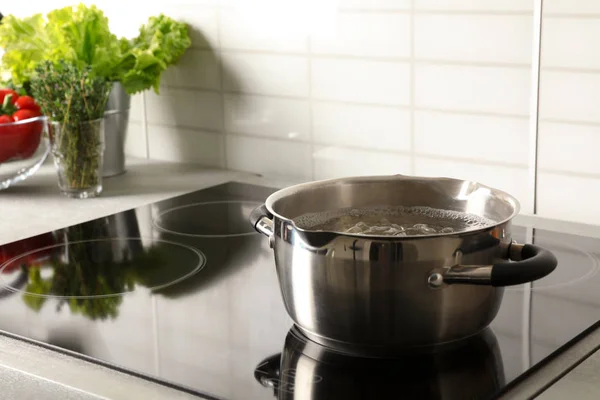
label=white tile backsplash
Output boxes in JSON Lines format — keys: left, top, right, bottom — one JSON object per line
{"left": 311, "top": 14, "right": 411, "bottom": 58}
{"left": 145, "top": 88, "right": 223, "bottom": 130}
{"left": 313, "top": 146, "right": 411, "bottom": 180}
{"left": 415, "top": 64, "right": 531, "bottom": 115}
{"left": 542, "top": 18, "right": 600, "bottom": 69}
{"left": 129, "top": 94, "right": 144, "bottom": 123}
{"left": 538, "top": 173, "right": 600, "bottom": 224}
{"left": 312, "top": 102, "right": 411, "bottom": 151}
{"left": 539, "top": 71, "right": 600, "bottom": 123}
{"left": 99, "top": 0, "right": 599, "bottom": 225}
{"left": 337, "top": 0, "right": 411, "bottom": 9}
{"left": 124, "top": 122, "right": 147, "bottom": 159}
{"left": 224, "top": 94, "right": 311, "bottom": 141}
{"left": 538, "top": 122, "right": 600, "bottom": 175}
{"left": 415, "top": 0, "right": 533, "bottom": 11}
{"left": 222, "top": 53, "right": 309, "bottom": 97}
{"left": 415, "top": 157, "right": 531, "bottom": 211}
{"left": 415, "top": 15, "right": 532, "bottom": 64}
{"left": 414, "top": 111, "right": 529, "bottom": 164}
{"left": 161, "top": 49, "right": 220, "bottom": 90}
{"left": 311, "top": 59, "right": 411, "bottom": 105}
{"left": 226, "top": 135, "right": 312, "bottom": 180}
{"left": 147, "top": 125, "right": 224, "bottom": 167}
{"left": 544, "top": 0, "right": 600, "bottom": 14}
{"left": 219, "top": 9, "right": 308, "bottom": 53}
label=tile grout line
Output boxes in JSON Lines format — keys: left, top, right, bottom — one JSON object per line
{"left": 222, "top": 131, "right": 531, "bottom": 169}
{"left": 542, "top": 66, "right": 600, "bottom": 74}
{"left": 409, "top": 0, "right": 416, "bottom": 176}
{"left": 307, "top": 31, "right": 316, "bottom": 181}
{"left": 217, "top": 49, "right": 532, "bottom": 68}
{"left": 527, "top": 0, "right": 544, "bottom": 215}
{"left": 536, "top": 168, "right": 600, "bottom": 180}
{"left": 158, "top": 85, "right": 531, "bottom": 119}
{"left": 215, "top": 8, "right": 228, "bottom": 170}
{"left": 539, "top": 118, "right": 600, "bottom": 127}
{"left": 337, "top": 8, "right": 533, "bottom": 16}
{"left": 544, "top": 12, "right": 600, "bottom": 18}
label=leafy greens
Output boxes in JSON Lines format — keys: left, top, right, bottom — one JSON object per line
{"left": 0, "top": 4, "right": 191, "bottom": 95}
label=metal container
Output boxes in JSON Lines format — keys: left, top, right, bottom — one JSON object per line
{"left": 103, "top": 83, "right": 131, "bottom": 178}
{"left": 250, "top": 175, "right": 557, "bottom": 352}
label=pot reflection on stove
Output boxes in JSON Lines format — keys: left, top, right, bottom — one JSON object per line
{"left": 255, "top": 326, "right": 505, "bottom": 400}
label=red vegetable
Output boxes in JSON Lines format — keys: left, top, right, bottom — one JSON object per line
{"left": 13, "top": 109, "right": 39, "bottom": 122}
{"left": 0, "top": 90, "right": 44, "bottom": 163}
{"left": 0, "top": 89, "right": 18, "bottom": 106}
{"left": 0, "top": 115, "right": 13, "bottom": 124}
{"left": 15, "top": 96, "right": 41, "bottom": 114}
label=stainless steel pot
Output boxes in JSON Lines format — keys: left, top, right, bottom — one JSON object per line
{"left": 255, "top": 326, "right": 505, "bottom": 399}
{"left": 249, "top": 175, "right": 557, "bottom": 352}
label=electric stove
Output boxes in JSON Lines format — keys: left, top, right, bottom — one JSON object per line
{"left": 0, "top": 181, "right": 598, "bottom": 399}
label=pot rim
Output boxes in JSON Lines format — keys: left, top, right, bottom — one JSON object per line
{"left": 264, "top": 174, "right": 521, "bottom": 240}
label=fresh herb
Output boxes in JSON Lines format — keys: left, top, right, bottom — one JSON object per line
{"left": 30, "top": 61, "right": 111, "bottom": 191}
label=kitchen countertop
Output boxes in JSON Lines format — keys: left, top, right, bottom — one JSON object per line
{"left": 0, "top": 157, "right": 302, "bottom": 246}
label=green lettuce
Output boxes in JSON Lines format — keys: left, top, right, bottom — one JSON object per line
{"left": 0, "top": 4, "right": 191, "bottom": 95}
{"left": 115, "top": 14, "right": 192, "bottom": 94}
{"left": 45, "top": 4, "right": 123, "bottom": 75}
{"left": 0, "top": 13, "right": 48, "bottom": 85}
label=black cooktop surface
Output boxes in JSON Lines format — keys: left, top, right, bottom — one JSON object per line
{"left": 0, "top": 182, "right": 598, "bottom": 399}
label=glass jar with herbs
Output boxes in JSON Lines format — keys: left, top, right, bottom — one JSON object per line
{"left": 31, "top": 62, "right": 111, "bottom": 198}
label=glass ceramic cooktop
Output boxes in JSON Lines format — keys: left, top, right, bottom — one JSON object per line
{"left": 0, "top": 182, "right": 598, "bottom": 399}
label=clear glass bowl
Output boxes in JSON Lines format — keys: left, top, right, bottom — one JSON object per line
{"left": 0, "top": 116, "right": 50, "bottom": 190}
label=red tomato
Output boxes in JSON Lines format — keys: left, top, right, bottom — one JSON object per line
{"left": 0, "top": 122, "right": 27, "bottom": 163}
{"left": 13, "top": 109, "right": 41, "bottom": 121}
{"left": 0, "top": 89, "right": 44, "bottom": 162}
{"left": 15, "top": 95, "right": 41, "bottom": 113}
{"left": 16, "top": 118, "right": 44, "bottom": 159}
{"left": 0, "top": 115, "right": 14, "bottom": 124}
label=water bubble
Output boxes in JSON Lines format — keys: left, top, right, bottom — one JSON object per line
{"left": 293, "top": 205, "right": 494, "bottom": 237}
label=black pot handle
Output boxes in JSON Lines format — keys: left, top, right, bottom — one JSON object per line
{"left": 254, "top": 354, "right": 281, "bottom": 396}
{"left": 490, "top": 244, "right": 557, "bottom": 286}
{"left": 437, "top": 243, "right": 558, "bottom": 287}
{"left": 250, "top": 204, "right": 274, "bottom": 237}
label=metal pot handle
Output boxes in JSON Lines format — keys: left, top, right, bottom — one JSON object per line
{"left": 250, "top": 204, "right": 274, "bottom": 237}
{"left": 433, "top": 242, "right": 558, "bottom": 287}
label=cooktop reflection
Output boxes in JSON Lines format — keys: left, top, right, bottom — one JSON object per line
{"left": 0, "top": 181, "right": 598, "bottom": 400}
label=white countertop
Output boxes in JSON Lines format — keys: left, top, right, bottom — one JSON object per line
{"left": 2, "top": 156, "right": 600, "bottom": 246}
{"left": 0, "top": 157, "right": 298, "bottom": 245}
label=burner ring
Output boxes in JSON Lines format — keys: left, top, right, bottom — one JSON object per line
{"left": 0, "top": 237, "right": 206, "bottom": 299}
{"left": 153, "top": 200, "right": 263, "bottom": 238}
{"left": 506, "top": 238, "right": 599, "bottom": 292}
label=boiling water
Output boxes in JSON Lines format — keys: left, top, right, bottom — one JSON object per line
{"left": 293, "top": 206, "right": 495, "bottom": 236}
